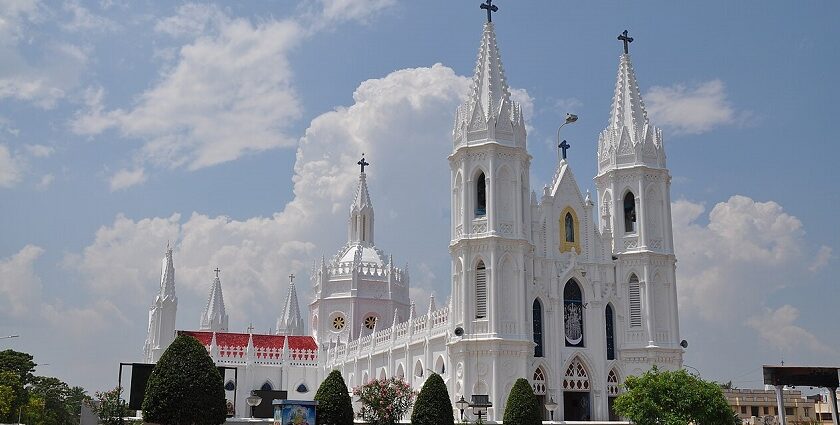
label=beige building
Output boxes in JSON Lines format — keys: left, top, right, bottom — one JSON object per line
{"left": 724, "top": 388, "right": 817, "bottom": 424}
{"left": 813, "top": 390, "right": 840, "bottom": 423}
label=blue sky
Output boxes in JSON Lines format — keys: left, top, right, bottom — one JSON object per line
{"left": 1, "top": 0, "right": 838, "bottom": 393}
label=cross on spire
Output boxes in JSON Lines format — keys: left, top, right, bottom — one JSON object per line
{"left": 357, "top": 154, "right": 369, "bottom": 173}
{"left": 559, "top": 140, "right": 571, "bottom": 160}
{"left": 214, "top": 267, "right": 221, "bottom": 278}
{"left": 618, "top": 30, "right": 634, "bottom": 54}
{"left": 480, "top": 0, "right": 498, "bottom": 23}
{"left": 246, "top": 322, "right": 254, "bottom": 333}
{"left": 289, "top": 273, "right": 295, "bottom": 283}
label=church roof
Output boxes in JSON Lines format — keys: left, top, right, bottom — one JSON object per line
{"left": 179, "top": 330, "right": 318, "bottom": 358}
{"left": 351, "top": 172, "right": 372, "bottom": 211}
{"left": 609, "top": 53, "right": 650, "bottom": 139}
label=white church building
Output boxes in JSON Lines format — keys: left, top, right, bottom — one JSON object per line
{"left": 142, "top": 14, "right": 683, "bottom": 423}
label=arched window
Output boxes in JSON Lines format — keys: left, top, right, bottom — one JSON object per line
{"left": 475, "top": 261, "right": 487, "bottom": 319}
{"left": 260, "top": 381, "right": 273, "bottom": 391}
{"left": 476, "top": 172, "right": 487, "bottom": 217}
{"left": 562, "top": 357, "right": 590, "bottom": 391}
{"left": 532, "top": 367, "right": 546, "bottom": 395}
{"left": 628, "top": 274, "right": 642, "bottom": 328}
{"left": 564, "top": 280, "right": 584, "bottom": 347}
{"left": 623, "top": 191, "right": 636, "bottom": 233}
{"left": 565, "top": 212, "right": 575, "bottom": 242}
{"left": 533, "top": 299, "right": 544, "bottom": 357}
{"left": 296, "top": 383, "right": 309, "bottom": 393}
{"left": 607, "top": 369, "right": 621, "bottom": 420}
{"left": 605, "top": 304, "right": 615, "bottom": 360}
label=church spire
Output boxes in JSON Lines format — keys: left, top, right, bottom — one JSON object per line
{"left": 276, "top": 273, "right": 304, "bottom": 335}
{"left": 144, "top": 243, "right": 178, "bottom": 363}
{"left": 453, "top": 16, "right": 526, "bottom": 147}
{"left": 159, "top": 242, "right": 176, "bottom": 299}
{"left": 609, "top": 45, "right": 650, "bottom": 139}
{"left": 200, "top": 268, "right": 229, "bottom": 332}
{"left": 348, "top": 155, "right": 374, "bottom": 244}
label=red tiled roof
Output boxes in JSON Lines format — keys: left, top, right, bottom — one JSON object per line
{"left": 177, "top": 330, "right": 317, "bottom": 351}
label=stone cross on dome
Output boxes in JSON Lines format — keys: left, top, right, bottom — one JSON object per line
{"left": 357, "top": 155, "right": 369, "bottom": 173}
{"left": 559, "top": 140, "right": 571, "bottom": 160}
{"left": 480, "top": 0, "right": 498, "bottom": 23}
{"left": 618, "top": 30, "right": 634, "bottom": 54}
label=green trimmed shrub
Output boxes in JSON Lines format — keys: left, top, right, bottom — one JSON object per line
{"left": 410, "top": 373, "right": 453, "bottom": 425}
{"left": 142, "top": 335, "right": 226, "bottom": 425}
{"left": 502, "top": 378, "right": 540, "bottom": 425}
{"left": 314, "top": 370, "right": 354, "bottom": 425}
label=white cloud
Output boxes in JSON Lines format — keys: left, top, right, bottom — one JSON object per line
{"left": 41, "top": 299, "right": 129, "bottom": 338}
{"left": 25, "top": 144, "right": 54, "bottom": 157}
{"left": 61, "top": 0, "right": 118, "bottom": 33}
{"left": 0, "top": 245, "right": 44, "bottom": 318}
{"left": 317, "top": 0, "right": 395, "bottom": 25}
{"left": 72, "top": 12, "right": 304, "bottom": 170}
{"left": 809, "top": 245, "right": 833, "bottom": 272}
{"left": 0, "top": 40, "right": 88, "bottom": 109}
{"left": 154, "top": 3, "right": 227, "bottom": 38}
{"left": 108, "top": 167, "right": 146, "bottom": 191}
{"left": 69, "top": 64, "right": 491, "bottom": 330}
{"left": 0, "top": 0, "right": 42, "bottom": 42}
{"left": 36, "top": 173, "right": 53, "bottom": 190}
{"left": 0, "top": 144, "right": 23, "bottom": 187}
{"left": 747, "top": 305, "right": 835, "bottom": 354}
{"left": 645, "top": 80, "right": 738, "bottom": 135}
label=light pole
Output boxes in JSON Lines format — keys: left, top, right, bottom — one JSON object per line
{"left": 556, "top": 113, "right": 578, "bottom": 163}
{"left": 455, "top": 395, "right": 468, "bottom": 422}
{"left": 544, "top": 396, "right": 559, "bottom": 422}
{"left": 245, "top": 393, "right": 262, "bottom": 419}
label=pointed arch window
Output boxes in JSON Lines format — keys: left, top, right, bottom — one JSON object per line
{"left": 476, "top": 172, "right": 487, "bottom": 217}
{"left": 607, "top": 369, "right": 621, "bottom": 420}
{"left": 628, "top": 274, "right": 642, "bottom": 328}
{"left": 533, "top": 299, "right": 544, "bottom": 357}
{"left": 560, "top": 207, "right": 580, "bottom": 253}
{"left": 562, "top": 358, "right": 590, "bottom": 391}
{"left": 623, "top": 191, "right": 636, "bottom": 233}
{"left": 605, "top": 304, "right": 616, "bottom": 360}
{"left": 475, "top": 261, "right": 487, "bottom": 319}
{"left": 532, "top": 367, "right": 546, "bottom": 395}
{"left": 565, "top": 213, "right": 575, "bottom": 242}
{"left": 260, "top": 381, "right": 273, "bottom": 391}
{"left": 564, "top": 280, "right": 584, "bottom": 347}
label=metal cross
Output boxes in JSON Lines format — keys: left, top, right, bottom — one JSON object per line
{"left": 559, "top": 140, "right": 571, "bottom": 160}
{"left": 246, "top": 323, "right": 254, "bottom": 333}
{"left": 357, "top": 154, "right": 369, "bottom": 173}
{"left": 618, "top": 30, "right": 634, "bottom": 54}
{"left": 214, "top": 267, "right": 221, "bottom": 278}
{"left": 289, "top": 273, "right": 295, "bottom": 283}
{"left": 480, "top": 0, "right": 498, "bottom": 23}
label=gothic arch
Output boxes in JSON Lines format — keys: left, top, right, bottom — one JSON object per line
{"left": 414, "top": 359, "right": 424, "bottom": 378}
{"left": 532, "top": 297, "right": 544, "bottom": 357}
{"left": 396, "top": 363, "right": 405, "bottom": 380}
{"left": 559, "top": 206, "right": 581, "bottom": 253}
{"left": 532, "top": 366, "right": 547, "bottom": 395}
{"left": 562, "top": 355, "right": 592, "bottom": 392}
{"left": 434, "top": 355, "right": 446, "bottom": 375}
{"left": 260, "top": 380, "right": 274, "bottom": 391}
{"left": 622, "top": 189, "right": 637, "bottom": 234}
{"left": 564, "top": 279, "right": 585, "bottom": 347}
{"left": 605, "top": 303, "right": 616, "bottom": 361}
{"left": 378, "top": 368, "right": 387, "bottom": 381}
{"left": 473, "top": 168, "right": 487, "bottom": 218}
{"left": 607, "top": 368, "right": 622, "bottom": 396}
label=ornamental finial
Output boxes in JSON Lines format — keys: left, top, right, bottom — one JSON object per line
{"left": 618, "top": 30, "right": 634, "bottom": 54}
{"left": 480, "top": 0, "right": 498, "bottom": 23}
{"left": 357, "top": 154, "right": 369, "bottom": 173}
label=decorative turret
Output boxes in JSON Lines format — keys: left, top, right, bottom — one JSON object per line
{"left": 276, "top": 273, "right": 304, "bottom": 335}
{"left": 597, "top": 31, "right": 665, "bottom": 174}
{"left": 452, "top": 19, "right": 526, "bottom": 148}
{"left": 199, "top": 268, "right": 229, "bottom": 332}
{"left": 143, "top": 243, "right": 178, "bottom": 363}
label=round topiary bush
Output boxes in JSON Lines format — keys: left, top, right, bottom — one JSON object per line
{"left": 410, "top": 373, "right": 453, "bottom": 425}
{"left": 502, "top": 378, "right": 540, "bottom": 425}
{"left": 142, "top": 334, "right": 226, "bottom": 425}
{"left": 314, "top": 370, "right": 354, "bottom": 425}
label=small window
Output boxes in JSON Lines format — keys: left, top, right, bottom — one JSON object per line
{"left": 605, "top": 304, "right": 615, "bottom": 360}
{"left": 763, "top": 406, "right": 769, "bottom": 415}
{"left": 533, "top": 299, "right": 544, "bottom": 357}
{"left": 363, "top": 315, "right": 377, "bottom": 330}
{"left": 785, "top": 407, "right": 794, "bottom": 416}
{"left": 740, "top": 406, "right": 746, "bottom": 414}
{"left": 296, "top": 383, "right": 308, "bottom": 393}
{"left": 260, "top": 381, "right": 273, "bottom": 391}
{"left": 565, "top": 212, "right": 575, "bottom": 243}
{"left": 476, "top": 172, "right": 486, "bottom": 217}
{"left": 476, "top": 261, "right": 487, "bottom": 319}
{"left": 623, "top": 191, "right": 636, "bottom": 233}
{"left": 751, "top": 406, "right": 759, "bottom": 417}
{"left": 332, "top": 314, "right": 346, "bottom": 331}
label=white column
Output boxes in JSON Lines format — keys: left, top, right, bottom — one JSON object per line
{"left": 775, "top": 385, "right": 787, "bottom": 425}
{"left": 643, "top": 265, "right": 656, "bottom": 347}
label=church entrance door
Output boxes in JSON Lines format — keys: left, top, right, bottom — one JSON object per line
{"left": 563, "top": 392, "right": 590, "bottom": 421}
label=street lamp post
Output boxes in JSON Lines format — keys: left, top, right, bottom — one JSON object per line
{"left": 245, "top": 393, "right": 262, "bottom": 419}
{"left": 455, "top": 395, "right": 468, "bottom": 422}
{"left": 556, "top": 113, "right": 578, "bottom": 163}
{"left": 544, "top": 396, "right": 559, "bottom": 422}
{"left": 1, "top": 335, "right": 19, "bottom": 340}
{"left": 469, "top": 395, "right": 492, "bottom": 425}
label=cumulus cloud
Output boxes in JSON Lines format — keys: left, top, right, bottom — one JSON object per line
{"left": 69, "top": 64, "right": 484, "bottom": 329}
{"left": 61, "top": 0, "right": 118, "bottom": 33}
{"left": 72, "top": 11, "right": 304, "bottom": 170}
{"left": 809, "top": 245, "right": 833, "bottom": 272}
{"left": 0, "top": 144, "right": 24, "bottom": 187}
{"left": 0, "top": 245, "right": 44, "bottom": 318}
{"left": 317, "top": 0, "right": 395, "bottom": 26}
{"left": 645, "top": 80, "right": 740, "bottom": 135}
{"left": 25, "top": 144, "right": 54, "bottom": 157}
{"left": 35, "top": 173, "right": 53, "bottom": 190}
{"left": 154, "top": 3, "right": 227, "bottom": 38}
{"left": 747, "top": 305, "right": 835, "bottom": 354}
{"left": 109, "top": 167, "right": 146, "bottom": 191}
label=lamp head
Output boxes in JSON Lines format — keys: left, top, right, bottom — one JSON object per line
{"left": 565, "top": 113, "right": 578, "bottom": 124}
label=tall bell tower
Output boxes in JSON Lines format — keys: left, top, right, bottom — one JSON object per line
{"left": 594, "top": 31, "right": 682, "bottom": 364}
{"left": 448, "top": 5, "right": 534, "bottom": 418}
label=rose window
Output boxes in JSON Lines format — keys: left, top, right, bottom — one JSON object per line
{"left": 332, "top": 315, "right": 346, "bottom": 331}
{"left": 364, "top": 315, "right": 377, "bottom": 330}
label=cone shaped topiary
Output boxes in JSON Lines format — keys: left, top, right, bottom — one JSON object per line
{"left": 142, "top": 334, "right": 226, "bottom": 425}
{"left": 314, "top": 370, "right": 354, "bottom": 425}
{"left": 411, "top": 373, "right": 453, "bottom": 425}
{"left": 502, "top": 378, "right": 540, "bottom": 425}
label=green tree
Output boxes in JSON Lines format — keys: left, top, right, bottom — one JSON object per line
{"left": 142, "top": 335, "right": 226, "bottom": 425}
{"left": 65, "top": 386, "right": 92, "bottom": 424}
{"left": 313, "top": 370, "right": 353, "bottom": 425}
{"left": 0, "top": 385, "right": 13, "bottom": 418}
{"left": 502, "top": 378, "right": 540, "bottom": 425}
{"left": 0, "top": 350, "right": 36, "bottom": 386}
{"left": 613, "top": 367, "right": 740, "bottom": 425}
{"left": 411, "top": 373, "right": 453, "bottom": 425}
{"left": 0, "top": 370, "right": 27, "bottom": 423}
{"left": 87, "top": 387, "right": 128, "bottom": 425}
{"left": 30, "top": 375, "right": 73, "bottom": 425}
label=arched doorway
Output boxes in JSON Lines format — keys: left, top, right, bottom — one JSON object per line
{"left": 562, "top": 357, "right": 591, "bottom": 420}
